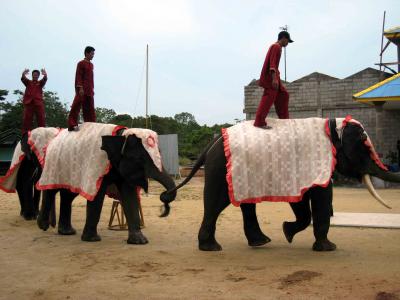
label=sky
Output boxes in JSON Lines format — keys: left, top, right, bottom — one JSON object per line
{"left": 1, "top": 0, "right": 399, "bottom": 125}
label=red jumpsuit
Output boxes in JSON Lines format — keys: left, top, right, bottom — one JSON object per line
{"left": 253, "top": 42, "right": 289, "bottom": 127}
{"left": 68, "top": 59, "right": 96, "bottom": 128}
{"left": 21, "top": 75, "right": 47, "bottom": 134}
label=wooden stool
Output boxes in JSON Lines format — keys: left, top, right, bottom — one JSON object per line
{"left": 108, "top": 200, "right": 145, "bottom": 230}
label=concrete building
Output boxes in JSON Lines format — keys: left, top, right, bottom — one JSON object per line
{"left": 243, "top": 68, "right": 400, "bottom": 162}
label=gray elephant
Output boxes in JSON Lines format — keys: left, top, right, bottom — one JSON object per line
{"left": 166, "top": 118, "right": 399, "bottom": 251}
{"left": 0, "top": 131, "right": 57, "bottom": 223}
{"left": 34, "top": 125, "right": 176, "bottom": 244}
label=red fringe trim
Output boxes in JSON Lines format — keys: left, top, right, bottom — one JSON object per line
{"left": 341, "top": 116, "right": 388, "bottom": 171}
{"left": 0, "top": 152, "right": 26, "bottom": 193}
{"left": 222, "top": 119, "right": 337, "bottom": 206}
{"left": 36, "top": 125, "right": 127, "bottom": 201}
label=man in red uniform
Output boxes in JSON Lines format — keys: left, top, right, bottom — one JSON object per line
{"left": 21, "top": 68, "right": 47, "bottom": 134}
{"left": 254, "top": 31, "right": 293, "bottom": 129}
{"left": 68, "top": 46, "right": 96, "bottom": 131}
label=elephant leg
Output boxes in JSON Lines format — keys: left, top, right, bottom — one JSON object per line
{"left": 310, "top": 182, "right": 336, "bottom": 251}
{"left": 283, "top": 192, "right": 311, "bottom": 243}
{"left": 81, "top": 182, "right": 107, "bottom": 242}
{"left": 16, "top": 159, "right": 28, "bottom": 217}
{"left": 58, "top": 190, "right": 77, "bottom": 235}
{"left": 198, "top": 178, "right": 230, "bottom": 251}
{"left": 119, "top": 182, "right": 148, "bottom": 245}
{"left": 32, "top": 188, "right": 41, "bottom": 218}
{"left": 37, "top": 189, "right": 57, "bottom": 231}
{"left": 240, "top": 203, "right": 271, "bottom": 247}
{"left": 16, "top": 183, "right": 25, "bottom": 217}
{"left": 19, "top": 160, "right": 36, "bottom": 220}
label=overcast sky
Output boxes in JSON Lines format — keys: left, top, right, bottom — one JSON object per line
{"left": 1, "top": 0, "right": 399, "bottom": 125}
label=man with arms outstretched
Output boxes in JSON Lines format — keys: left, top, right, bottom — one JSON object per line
{"left": 21, "top": 68, "right": 47, "bottom": 134}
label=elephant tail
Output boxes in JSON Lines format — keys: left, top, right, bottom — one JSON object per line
{"left": 164, "top": 135, "right": 222, "bottom": 195}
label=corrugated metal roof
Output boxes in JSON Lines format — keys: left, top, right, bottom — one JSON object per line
{"left": 0, "top": 128, "right": 21, "bottom": 146}
{"left": 353, "top": 73, "right": 400, "bottom": 102}
{"left": 384, "top": 26, "right": 400, "bottom": 45}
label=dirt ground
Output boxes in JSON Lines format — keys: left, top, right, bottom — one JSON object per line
{"left": 0, "top": 177, "right": 399, "bottom": 300}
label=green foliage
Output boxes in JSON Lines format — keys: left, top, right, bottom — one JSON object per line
{"left": 0, "top": 89, "right": 69, "bottom": 131}
{"left": 0, "top": 88, "right": 232, "bottom": 161}
{"left": 110, "top": 112, "right": 232, "bottom": 161}
{"left": 0, "top": 90, "right": 8, "bottom": 101}
{"left": 43, "top": 91, "right": 69, "bottom": 128}
{"left": 95, "top": 107, "right": 117, "bottom": 124}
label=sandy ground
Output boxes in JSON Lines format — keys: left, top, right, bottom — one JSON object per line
{"left": 0, "top": 177, "right": 399, "bottom": 300}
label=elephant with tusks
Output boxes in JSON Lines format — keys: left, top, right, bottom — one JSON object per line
{"left": 165, "top": 117, "right": 399, "bottom": 252}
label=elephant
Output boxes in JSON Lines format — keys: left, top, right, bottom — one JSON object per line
{"left": 36, "top": 131, "right": 177, "bottom": 244}
{"left": 166, "top": 118, "right": 400, "bottom": 252}
{"left": 13, "top": 134, "right": 56, "bottom": 224}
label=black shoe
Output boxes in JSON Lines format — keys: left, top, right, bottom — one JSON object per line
{"left": 68, "top": 126, "right": 79, "bottom": 132}
{"left": 255, "top": 125, "right": 272, "bottom": 130}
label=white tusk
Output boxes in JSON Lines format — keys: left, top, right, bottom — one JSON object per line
{"left": 362, "top": 174, "right": 392, "bottom": 209}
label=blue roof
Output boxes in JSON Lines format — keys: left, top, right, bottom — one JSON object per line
{"left": 353, "top": 73, "right": 400, "bottom": 102}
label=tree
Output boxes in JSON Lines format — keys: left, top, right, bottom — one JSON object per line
{"left": 110, "top": 114, "right": 133, "bottom": 127}
{"left": 0, "top": 89, "right": 8, "bottom": 101}
{"left": 43, "top": 91, "right": 69, "bottom": 128}
{"left": 174, "top": 112, "right": 197, "bottom": 126}
{"left": 95, "top": 107, "right": 117, "bottom": 124}
{"left": 0, "top": 90, "right": 69, "bottom": 131}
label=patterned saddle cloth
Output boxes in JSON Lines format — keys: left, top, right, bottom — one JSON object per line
{"left": 222, "top": 118, "right": 335, "bottom": 206}
{"left": 37, "top": 122, "right": 162, "bottom": 201}
{"left": 0, "top": 127, "right": 60, "bottom": 193}
{"left": 222, "top": 117, "right": 386, "bottom": 206}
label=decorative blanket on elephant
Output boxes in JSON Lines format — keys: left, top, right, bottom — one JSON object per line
{"left": 0, "top": 127, "right": 60, "bottom": 193}
{"left": 36, "top": 123, "right": 124, "bottom": 200}
{"left": 36, "top": 122, "right": 162, "bottom": 201}
{"left": 222, "top": 118, "right": 335, "bottom": 206}
{"left": 122, "top": 128, "right": 162, "bottom": 172}
{"left": 28, "top": 127, "right": 61, "bottom": 167}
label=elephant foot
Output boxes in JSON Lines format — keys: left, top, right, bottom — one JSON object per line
{"left": 58, "top": 225, "right": 76, "bottom": 235}
{"left": 37, "top": 214, "right": 50, "bottom": 231}
{"left": 127, "top": 230, "right": 149, "bottom": 245}
{"left": 312, "top": 239, "right": 336, "bottom": 252}
{"left": 248, "top": 234, "right": 271, "bottom": 247}
{"left": 283, "top": 221, "right": 295, "bottom": 243}
{"left": 199, "top": 240, "right": 222, "bottom": 251}
{"left": 81, "top": 231, "right": 101, "bottom": 242}
{"left": 23, "top": 211, "right": 37, "bottom": 221}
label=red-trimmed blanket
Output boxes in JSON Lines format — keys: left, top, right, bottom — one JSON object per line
{"left": 222, "top": 117, "right": 386, "bottom": 207}
{"left": 0, "top": 127, "right": 60, "bottom": 193}
{"left": 36, "top": 123, "right": 162, "bottom": 201}
{"left": 222, "top": 118, "right": 333, "bottom": 206}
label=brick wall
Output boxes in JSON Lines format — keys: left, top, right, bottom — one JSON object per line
{"left": 243, "top": 68, "right": 400, "bottom": 160}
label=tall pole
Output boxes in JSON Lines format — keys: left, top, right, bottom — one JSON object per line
{"left": 146, "top": 44, "right": 149, "bottom": 129}
{"left": 284, "top": 47, "right": 287, "bottom": 82}
{"left": 280, "top": 25, "right": 288, "bottom": 82}
{"left": 379, "top": 11, "right": 386, "bottom": 73}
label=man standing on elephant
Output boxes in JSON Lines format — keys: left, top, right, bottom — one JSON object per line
{"left": 68, "top": 46, "right": 96, "bottom": 131}
{"left": 254, "top": 31, "right": 293, "bottom": 129}
{"left": 21, "top": 68, "right": 47, "bottom": 134}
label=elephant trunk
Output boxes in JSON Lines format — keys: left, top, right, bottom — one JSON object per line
{"left": 368, "top": 161, "right": 400, "bottom": 183}
{"left": 148, "top": 165, "right": 176, "bottom": 217}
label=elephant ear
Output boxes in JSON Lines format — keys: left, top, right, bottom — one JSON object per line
{"left": 119, "top": 136, "right": 149, "bottom": 192}
{"left": 101, "top": 135, "right": 125, "bottom": 167}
